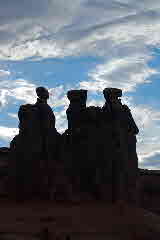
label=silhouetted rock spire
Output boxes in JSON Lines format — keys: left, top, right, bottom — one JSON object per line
{"left": 8, "top": 87, "right": 60, "bottom": 200}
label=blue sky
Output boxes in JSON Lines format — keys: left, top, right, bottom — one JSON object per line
{"left": 0, "top": 0, "right": 160, "bottom": 169}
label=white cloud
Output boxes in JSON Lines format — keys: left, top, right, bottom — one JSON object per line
{"left": 0, "top": 126, "right": 18, "bottom": 141}
{"left": 0, "top": 79, "right": 70, "bottom": 109}
{"left": 141, "top": 152, "right": 160, "bottom": 170}
{"left": 48, "top": 85, "right": 69, "bottom": 108}
{"left": 8, "top": 113, "right": 18, "bottom": 119}
{"left": 0, "top": 69, "right": 10, "bottom": 77}
{"left": 9, "top": 79, "right": 36, "bottom": 103}
{"left": 0, "top": 79, "right": 37, "bottom": 107}
{"left": 55, "top": 108, "right": 68, "bottom": 133}
{"left": 80, "top": 54, "right": 157, "bottom": 93}
{"left": 117, "top": 99, "right": 160, "bottom": 169}
{"left": 0, "top": 0, "right": 160, "bottom": 60}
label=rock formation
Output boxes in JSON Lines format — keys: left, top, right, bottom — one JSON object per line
{"left": 4, "top": 86, "right": 139, "bottom": 203}
{"left": 8, "top": 87, "right": 61, "bottom": 200}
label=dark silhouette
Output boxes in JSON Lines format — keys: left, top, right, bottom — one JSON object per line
{"left": 35, "top": 87, "right": 61, "bottom": 199}
{"left": 8, "top": 87, "right": 60, "bottom": 200}
{"left": 65, "top": 90, "right": 92, "bottom": 199}
{"left": 6, "top": 86, "right": 139, "bottom": 203}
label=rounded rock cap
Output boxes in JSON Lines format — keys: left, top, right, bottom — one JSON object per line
{"left": 67, "top": 89, "right": 87, "bottom": 101}
{"left": 36, "top": 86, "right": 49, "bottom": 100}
{"left": 103, "top": 88, "right": 122, "bottom": 99}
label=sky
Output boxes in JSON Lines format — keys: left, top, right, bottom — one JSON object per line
{"left": 0, "top": 0, "right": 160, "bottom": 169}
